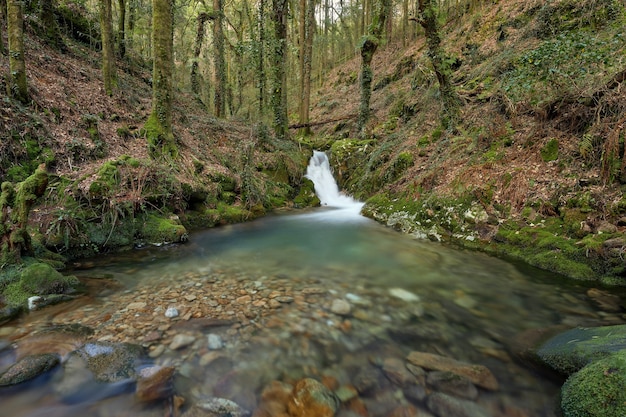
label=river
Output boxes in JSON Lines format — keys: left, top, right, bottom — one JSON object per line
{"left": 0, "top": 152, "right": 622, "bottom": 417}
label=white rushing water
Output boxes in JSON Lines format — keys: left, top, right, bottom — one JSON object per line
{"left": 305, "top": 150, "right": 365, "bottom": 218}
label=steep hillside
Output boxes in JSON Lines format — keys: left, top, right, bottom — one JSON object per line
{"left": 0, "top": 18, "right": 314, "bottom": 271}
{"left": 309, "top": 0, "right": 626, "bottom": 284}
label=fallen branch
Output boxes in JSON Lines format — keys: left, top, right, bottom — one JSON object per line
{"left": 288, "top": 114, "right": 357, "bottom": 129}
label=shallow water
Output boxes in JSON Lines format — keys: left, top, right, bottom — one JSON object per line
{"left": 1, "top": 206, "right": 623, "bottom": 417}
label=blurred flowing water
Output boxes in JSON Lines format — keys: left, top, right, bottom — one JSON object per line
{"left": 0, "top": 153, "right": 622, "bottom": 416}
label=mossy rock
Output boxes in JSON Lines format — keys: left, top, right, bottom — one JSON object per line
{"left": 89, "top": 162, "right": 120, "bottom": 197}
{"left": 2, "top": 262, "right": 79, "bottom": 308}
{"left": 294, "top": 178, "right": 320, "bottom": 208}
{"left": 137, "top": 214, "right": 188, "bottom": 246}
{"left": 19, "top": 263, "right": 79, "bottom": 295}
{"left": 561, "top": 350, "right": 626, "bottom": 417}
{"left": 537, "top": 325, "right": 626, "bottom": 376}
{"left": 540, "top": 138, "right": 559, "bottom": 162}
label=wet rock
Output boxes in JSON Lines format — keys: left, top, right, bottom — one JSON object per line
{"left": 386, "top": 405, "right": 432, "bottom": 417}
{"left": 406, "top": 352, "right": 498, "bottom": 391}
{"left": 389, "top": 288, "right": 420, "bottom": 302}
{"left": 170, "top": 334, "right": 197, "bottom": 350}
{"left": 403, "top": 384, "right": 428, "bottom": 405}
{"left": 165, "top": 307, "right": 179, "bottom": 318}
{"left": 78, "top": 341, "right": 145, "bottom": 382}
{"left": 426, "top": 392, "right": 492, "bottom": 417}
{"left": 207, "top": 333, "right": 224, "bottom": 350}
{"left": 536, "top": 324, "right": 626, "bottom": 375}
{"left": 388, "top": 323, "right": 448, "bottom": 346}
{"left": 287, "top": 378, "right": 340, "bottom": 417}
{"left": 0, "top": 353, "right": 59, "bottom": 386}
{"left": 353, "top": 367, "right": 384, "bottom": 395}
{"left": 135, "top": 365, "right": 175, "bottom": 402}
{"left": 253, "top": 380, "right": 292, "bottom": 417}
{"left": 330, "top": 299, "right": 351, "bottom": 316}
{"left": 426, "top": 371, "right": 478, "bottom": 400}
{"left": 196, "top": 397, "right": 251, "bottom": 416}
{"left": 586, "top": 288, "right": 622, "bottom": 313}
{"left": 382, "top": 357, "right": 416, "bottom": 387}
{"left": 0, "top": 306, "right": 22, "bottom": 325}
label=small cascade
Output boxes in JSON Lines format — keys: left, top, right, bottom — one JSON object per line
{"left": 305, "top": 151, "right": 364, "bottom": 216}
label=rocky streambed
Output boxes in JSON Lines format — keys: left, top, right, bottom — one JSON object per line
{"left": 1, "top": 210, "right": 625, "bottom": 417}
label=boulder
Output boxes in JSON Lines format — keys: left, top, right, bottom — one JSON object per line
{"left": 287, "top": 378, "right": 340, "bottom": 417}
{"left": 0, "top": 353, "right": 60, "bottom": 386}
{"left": 537, "top": 325, "right": 626, "bottom": 375}
{"left": 561, "top": 350, "right": 626, "bottom": 417}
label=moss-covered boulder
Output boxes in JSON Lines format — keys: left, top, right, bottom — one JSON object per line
{"left": 537, "top": 325, "right": 626, "bottom": 375}
{"left": 136, "top": 213, "right": 188, "bottom": 246}
{"left": 561, "top": 350, "right": 626, "bottom": 417}
{"left": 2, "top": 262, "right": 80, "bottom": 308}
{"left": 293, "top": 178, "right": 320, "bottom": 208}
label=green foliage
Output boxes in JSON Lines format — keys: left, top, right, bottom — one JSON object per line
{"left": 502, "top": 30, "right": 626, "bottom": 105}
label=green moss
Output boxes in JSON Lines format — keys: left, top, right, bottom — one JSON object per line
{"left": 142, "top": 113, "right": 178, "bottom": 159}
{"left": 19, "top": 263, "right": 79, "bottom": 296}
{"left": 561, "top": 350, "right": 626, "bottom": 417}
{"left": 294, "top": 178, "right": 321, "bottom": 208}
{"left": 137, "top": 213, "right": 188, "bottom": 245}
{"left": 540, "top": 138, "right": 559, "bottom": 162}
{"left": 89, "top": 162, "right": 120, "bottom": 197}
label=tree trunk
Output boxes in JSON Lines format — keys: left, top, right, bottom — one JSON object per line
{"left": 270, "top": 0, "right": 288, "bottom": 140}
{"left": 100, "top": 0, "right": 117, "bottom": 96}
{"left": 144, "top": 0, "right": 177, "bottom": 158}
{"left": 298, "top": 0, "right": 315, "bottom": 135}
{"left": 0, "top": 0, "right": 6, "bottom": 55}
{"left": 213, "top": 0, "right": 226, "bottom": 117}
{"left": 417, "top": 0, "right": 459, "bottom": 127}
{"left": 191, "top": 12, "right": 209, "bottom": 105}
{"left": 117, "top": 0, "right": 126, "bottom": 58}
{"left": 40, "top": 0, "right": 64, "bottom": 50}
{"left": 7, "top": 0, "right": 28, "bottom": 103}
{"left": 0, "top": 166, "right": 48, "bottom": 265}
{"left": 356, "top": 0, "right": 389, "bottom": 137}
{"left": 258, "top": 0, "right": 266, "bottom": 117}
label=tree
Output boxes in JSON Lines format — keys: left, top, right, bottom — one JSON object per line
{"left": 213, "top": 0, "right": 226, "bottom": 117}
{"left": 144, "top": 0, "right": 177, "bottom": 158}
{"left": 416, "top": 0, "right": 459, "bottom": 127}
{"left": 191, "top": 12, "right": 209, "bottom": 104}
{"left": 100, "top": 0, "right": 117, "bottom": 96}
{"left": 7, "top": 0, "right": 28, "bottom": 103}
{"left": 117, "top": 0, "right": 126, "bottom": 58}
{"left": 298, "top": 0, "right": 315, "bottom": 135}
{"left": 356, "top": 0, "right": 389, "bottom": 137}
{"left": 270, "top": 0, "right": 288, "bottom": 140}
{"left": 257, "top": 0, "right": 267, "bottom": 117}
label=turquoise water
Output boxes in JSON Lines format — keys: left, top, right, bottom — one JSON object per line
{"left": 1, "top": 206, "right": 622, "bottom": 416}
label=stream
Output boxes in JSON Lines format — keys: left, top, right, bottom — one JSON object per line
{"left": 0, "top": 152, "right": 624, "bottom": 417}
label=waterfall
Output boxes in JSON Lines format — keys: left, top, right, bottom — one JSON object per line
{"left": 305, "top": 151, "right": 364, "bottom": 216}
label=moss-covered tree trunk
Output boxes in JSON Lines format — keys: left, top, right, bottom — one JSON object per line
{"left": 117, "top": 0, "right": 126, "bottom": 58}
{"left": 417, "top": 0, "right": 459, "bottom": 127}
{"left": 298, "top": 0, "right": 315, "bottom": 136}
{"left": 0, "top": 166, "right": 48, "bottom": 266}
{"left": 7, "top": 0, "right": 28, "bottom": 103}
{"left": 356, "top": 0, "right": 390, "bottom": 137}
{"left": 213, "top": 0, "right": 226, "bottom": 117}
{"left": 191, "top": 12, "right": 209, "bottom": 105}
{"left": 270, "top": 0, "right": 288, "bottom": 140}
{"left": 257, "top": 0, "right": 266, "bottom": 117}
{"left": 144, "top": 0, "right": 177, "bottom": 158}
{"left": 100, "top": 0, "right": 117, "bottom": 96}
